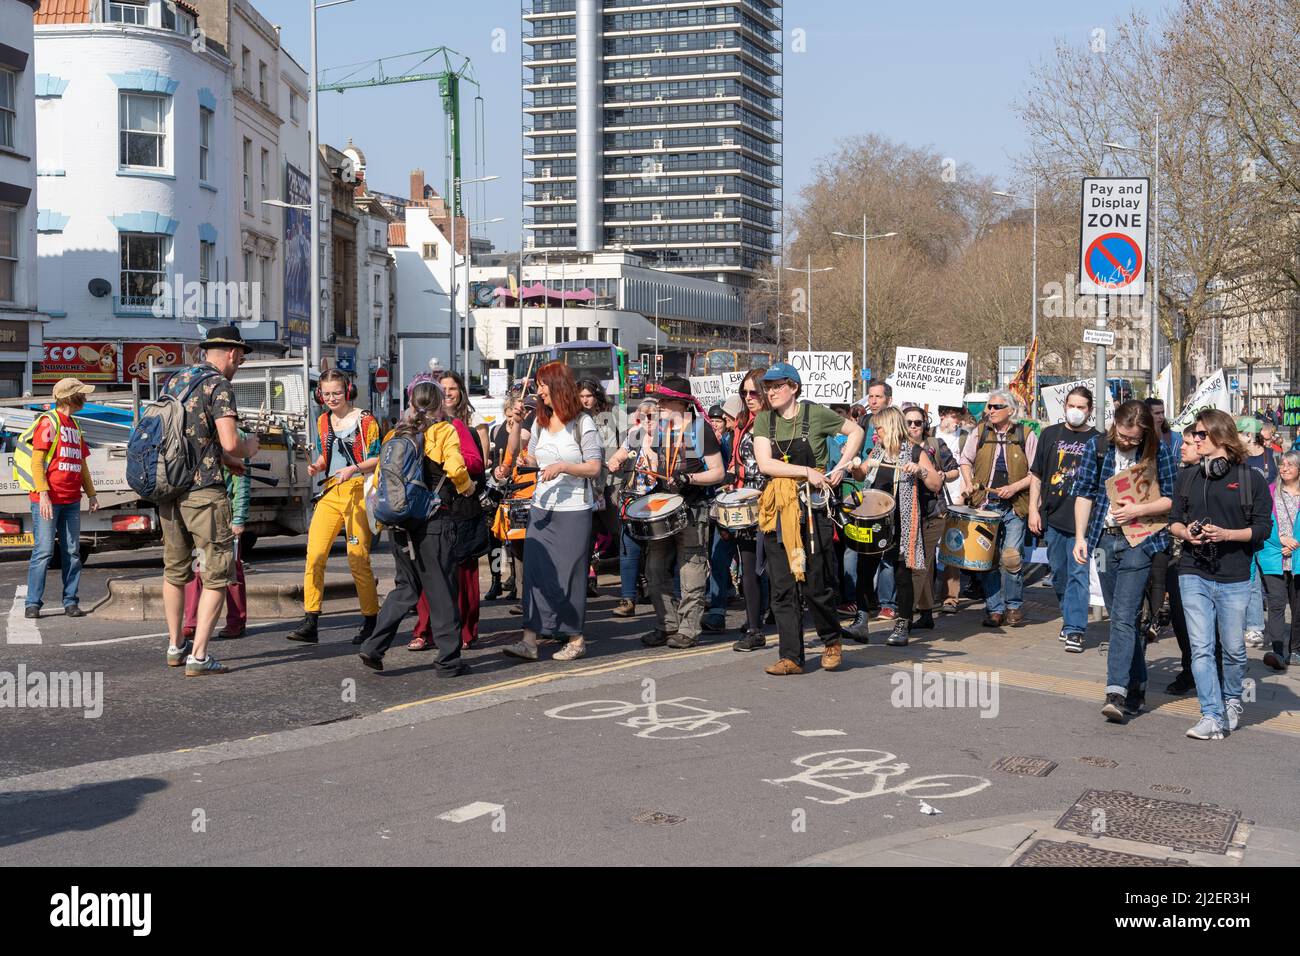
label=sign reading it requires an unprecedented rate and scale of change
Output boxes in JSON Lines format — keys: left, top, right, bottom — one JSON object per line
{"left": 1078, "top": 177, "right": 1150, "bottom": 297}
{"left": 889, "top": 347, "right": 969, "bottom": 419}
{"left": 788, "top": 352, "right": 854, "bottom": 404}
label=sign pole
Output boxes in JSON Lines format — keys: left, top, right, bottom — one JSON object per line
{"left": 1096, "top": 295, "right": 1108, "bottom": 417}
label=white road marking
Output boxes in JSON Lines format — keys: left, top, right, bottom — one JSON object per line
{"left": 437, "top": 801, "right": 503, "bottom": 823}
{"left": 794, "top": 729, "right": 846, "bottom": 737}
{"left": 6, "top": 586, "right": 41, "bottom": 645}
{"left": 64, "top": 631, "right": 171, "bottom": 647}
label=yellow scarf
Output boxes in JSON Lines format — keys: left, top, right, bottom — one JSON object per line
{"left": 759, "top": 477, "right": 806, "bottom": 581}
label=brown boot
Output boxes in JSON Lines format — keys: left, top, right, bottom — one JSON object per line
{"left": 1004, "top": 607, "right": 1026, "bottom": 627}
{"left": 765, "top": 658, "right": 804, "bottom": 676}
{"left": 821, "top": 641, "right": 843, "bottom": 671}
{"left": 612, "top": 599, "right": 637, "bottom": 618}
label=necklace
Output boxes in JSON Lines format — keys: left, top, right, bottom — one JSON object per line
{"left": 773, "top": 406, "right": 799, "bottom": 463}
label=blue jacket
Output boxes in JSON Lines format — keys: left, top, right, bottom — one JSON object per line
{"left": 1257, "top": 490, "right": 1300, "bottom": 576}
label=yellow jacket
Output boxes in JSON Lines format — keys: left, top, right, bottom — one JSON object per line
{"left": 759, "top": 476, "right": 806, "bottom": 581}
{"left": 422, "top": 421, "right": 473, "bottom": 495}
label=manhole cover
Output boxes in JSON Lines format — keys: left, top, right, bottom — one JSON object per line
{"left": 1014, "top": 840, "right": 1189, "bottom": 867}
{"left": 992, "top": 755, "right": 1057, "bottom": 777}
{"left": 1056, "top": 789, "right": 1240, "bottom": 854}
{"left": 631, "top": 809, "right": 686, "bottom": 827}
{"left": 1078, "top": 756, "right": 1119, "bottom": 769}
{"left": 1151, "top": 784, "right": 1192, "bottom": 795}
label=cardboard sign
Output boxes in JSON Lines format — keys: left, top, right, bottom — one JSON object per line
{"left": 891, "top": 347, "right": 968, "bottom": 415}
{"left": 788, "top": 351, "right": 853, "bottom": 404}
{"left": 1105, "top": 463, "right": 1167, "bottom": 547}
{"left": 689, "top": 375, "right": 726, "bottom": 410}
{"left": 1041, "top": 377, "right": 1114, "bottom": 428}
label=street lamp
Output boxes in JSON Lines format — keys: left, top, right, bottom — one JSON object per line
{"left": 653, "top": 296, "right": 672, "bottom": 380}
{"left": 832, "top": 218, "right": 898, "bottom": 398}
{"left": 309, "top": 0, "right": 357, "bottom": 369}
{"left": 992, "top": 188, "right": 1038, "bottom": 343}
{"left": 1103, "top": 109, "right": 1162, "bottom": 398}
{"left": 262, "top": 199, "right": 310, "bottom": 210}
{"left": 785, "top": 257, "right": 834, "bottom": 351}
{"left": 743, "top": 320, "right": 765, "bottom": 354}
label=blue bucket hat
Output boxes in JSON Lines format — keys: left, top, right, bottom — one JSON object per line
{"left": 762, "top": 361, "right": 801, "bottom": 387}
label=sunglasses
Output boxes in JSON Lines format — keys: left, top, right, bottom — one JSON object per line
{"left": 742, "top": 389, "right": 761, "bottom": 397}
{"left": 1192, "top": 430, "right": 1209, "bottom": 440}
{"left": 986, "top": 403, "right": 1008, "bottom": 410}
{"left": 906, "top": 419, "right": 925, "bottom": 427}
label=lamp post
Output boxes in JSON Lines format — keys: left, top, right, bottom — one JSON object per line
{"left": 1103, "top": 109, "right": 1161, "bottom": 397}
{"left": 784, "top": 256, "right": 834, "bottom": 351}
{"left": 446, "top": 174, "right": 498, "bottom": 380}
{"left": 832, "top": 217, "right": 898, "bottom": 400}
{"left": 653, "top": 295, "right": 672, "bottom": 380}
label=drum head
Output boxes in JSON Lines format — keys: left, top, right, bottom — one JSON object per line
{"left": 626, "top": 493, "right": 684, "bottom": 519}
{"left": 852, "top": 489, "right": 895, "bottom": 521}
{"left": 945, "top": 505, "right": 977, "bottom": 519}
{"left": 718, "top": 488, "right": 761, "bottom": 506}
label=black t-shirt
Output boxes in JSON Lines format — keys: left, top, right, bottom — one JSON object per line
{"left": 866, "top": 444, "right": 922, "bottom": 508}
{"left": 1246, "top": 449, "right": 1278, "bottom": 485}
{"left": 1169, "top": 462, "right": 1273, "bottom": 583}
{"left": 649, "top": 415, "right": 721, "bottom": 507}
{"left": 1030, "top": 423, "right": 1101, "bottom": 534}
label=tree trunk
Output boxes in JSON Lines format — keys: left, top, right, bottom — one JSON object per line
{"left": 1171, "top": 334, "right": 1188, "bottom": 412}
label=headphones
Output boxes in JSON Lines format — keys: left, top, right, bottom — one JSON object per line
{"left": 315, "top": 371, "right": 357, "bottom": 406}
{"left": 1202, "top": 455, "right": 1232, "bottom": 479}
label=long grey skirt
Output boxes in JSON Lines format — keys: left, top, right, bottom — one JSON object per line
{"left": 522, "top": 506, "right": 593, "bottom": 636}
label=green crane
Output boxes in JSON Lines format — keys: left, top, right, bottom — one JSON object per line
{"left": 318, "top": 47, "right": 479, "bottom": 216}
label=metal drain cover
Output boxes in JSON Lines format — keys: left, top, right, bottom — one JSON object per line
{"left": 992, "top": 755, "right": 1058, "bottom": 777}
{"left": 632, "top": 809, "right": 686, "bottom": 827}
{"left": 1078, "top": 756, "right": 1119, "bottom": 769}
{"left": 1056, "top": 789, "right": 1240, "bottom": 854}
{"left": 1014, "top": 840, "right": 1189, "bottom": 867}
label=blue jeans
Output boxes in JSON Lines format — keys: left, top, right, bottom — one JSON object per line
{"left": 1095, "top": 533, "right": 1152, "bottom": 695}
{"left": 877, "top": 557, "right": 896, "bottom": 611}
{"left": 27, "top": 500, "right": 82, "bottom": 609}
{"left": 1045, "top": 525, "right": 1090, "bottom": 635}
{"left": 619, "top": 526, "right": 643, "bottom": 600}
{"left": 983, "top": 508, "right": 1026, "bottom": 614}
{"left": 1246, "top": 568, "right": 1265, "bottom": 633}
{"left": 841, "top": 547, "right": 859, "bottom": 603}
{"left": 1179, "top": 574, "right": 1250, "bottom": 724}
{"left": 705, "top": 527, "right": 737, "bottom": 618}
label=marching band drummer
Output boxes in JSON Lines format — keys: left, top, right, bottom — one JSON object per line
{"left": 632, "top": 376, "right": 726, "bottom": 650}
{"left": 844, "top": 407, "right": 944, "bottom": 647}
{"left": 753, "top": 362, "right": 865, "bottom": 675}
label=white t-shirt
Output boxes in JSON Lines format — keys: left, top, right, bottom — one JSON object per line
{"left": 1104, "top": 446, "right": 1138, "bottom": 527}
{"left": 532, "top": 413, "right": 602, "bottom": 512}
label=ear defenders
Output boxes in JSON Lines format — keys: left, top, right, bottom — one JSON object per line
{"left": 315, "top": 372, "right": 357, "bottom": 405}
{"left": 1202, "top": 455, "right": 1231, "bottom": 479}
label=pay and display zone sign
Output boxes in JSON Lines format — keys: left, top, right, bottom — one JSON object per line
{"left": 1078, "top": 177, "right": 1149, "bottom": 296}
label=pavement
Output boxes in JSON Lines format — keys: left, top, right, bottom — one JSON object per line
{"left": 1, "top": 538, "right": 1298, "bottom": 867}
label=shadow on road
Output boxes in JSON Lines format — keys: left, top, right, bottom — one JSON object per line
{"left": 0, "top": 777, "right": 168, "bottom": 848}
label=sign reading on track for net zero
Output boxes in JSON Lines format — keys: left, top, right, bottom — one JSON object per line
{"left": 788, "top": 352, "right": 854, "bottom": 404}
{"left": 1078, "top": 177, "right": 1150, "bottom": 296}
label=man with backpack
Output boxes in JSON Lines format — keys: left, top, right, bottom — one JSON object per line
{"left": 15, "top": 377, "right": 100, "bottom": 618}
{"left": 153, "top": 326, "right": 259, "bottom": 676}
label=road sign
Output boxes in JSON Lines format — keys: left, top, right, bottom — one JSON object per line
{"left": 1078, "top": 177, "right": 1150, "bottom": 296}
{"left": 1230, "top": 377, "right": 1239, "bottom": 391}
{"left": 861, "top": 368, "right": 872, "bottom": 380}
{"left": 1083, "top": 328, "right": 1116, "bottom": 346}
{"left": 374, "top": 367, "right": 390, "bottom": 393}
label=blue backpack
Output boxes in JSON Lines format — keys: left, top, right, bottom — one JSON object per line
{"left": 365, "top": 432, "right": 445, "bottom": 529}
{"left": 125, "top": 370, "right": 217, "bottom": 503}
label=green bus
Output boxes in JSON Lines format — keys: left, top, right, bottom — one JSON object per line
{"left": 514, "top": 341, "right": 629, "bottom": 405}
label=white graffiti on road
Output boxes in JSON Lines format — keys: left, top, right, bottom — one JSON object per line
{"left": 763, "top": 749, "right": 992, "bottom": 806}
{"left": 544, "top": 696, "right": 748, "bottom": 740}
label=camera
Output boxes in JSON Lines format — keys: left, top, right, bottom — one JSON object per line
{"left": 1187, "top": 519, "right": 1206, "bottom": 539}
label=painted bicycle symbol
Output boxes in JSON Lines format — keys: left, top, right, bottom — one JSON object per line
{"left": 764, "top": 749, "right": 992, "bottom": 806}
{"left": 544, "top": 696, "right": 748, "bottom": 739}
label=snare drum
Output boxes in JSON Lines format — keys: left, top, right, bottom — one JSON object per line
{"left": 710, "top": 487, "right": 761, "bottom": 532}
{"left": 505, "top": 498, "right": 533, "bottom": 541}
{"left": 840, "top": 489, "right": 897, "bottom": 555}
{"left": 939, "top": 506, "right": 1003, "bottom": 571}
{"left": 624, "top": 492, "right": 689, "bottom": 542}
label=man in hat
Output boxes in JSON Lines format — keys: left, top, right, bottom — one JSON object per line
{"left": 24, "top": 378, "right": 100, "bottom": 618}
{"left": 159, "top": 326, "right": 260, "bottom": 676}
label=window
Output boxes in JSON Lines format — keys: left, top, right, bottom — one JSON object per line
{"left": 119, "top": 233, "right": 167, "bottom": 308}
{"left": 259, "top": 256, "right": 270, "bottom": 320}
{"left": 421, "top": 243, "right": 438, "bottom": 260}
{"left": 374, "top": 228, "right": 381, "bottom": 246}
{"left": 503, "top": 327, "right": 519, "bottom": 351}
{"left": 554, "top": 326, "right": 569, "bottom": 343}
{"left": 576, "top": 326, "right": 589, "bottom": 341}
{"left": 199, "top": 240, "right": 214, "bottom": 315}
{"left": 372, "top": 273, "right": 380, "bottom": 306}
{"left": 260, "top": 148, "right": 270, "bottom": 217}
{"left": 242, "top": 138, "right": 251, "bottom": 211}
{"left": 241, "top": 48, "right": 251, "bottom": 91}
{"left": 120, "top": 93, "right": 166, "bottom": 168}
{"left": 597, "top": 327, "right": 606, "bottom": 342}
{"left": 198, "top": 107, "right": 212, "bottom": 181}
{"left": 528, "top": 327, "right": 543, "bottom": 347}
{"left": 175, "top": 9, "right": 195, "bottom": 37}
{"left": 0, "top": 205, "right": 16, "bottom": 303}
{"left": 0, "top": 70, "right": 14, "bottom": 150}
{"left": 106, "top": 1, "right": 148, "bottom": 24}
{"left": 258, "top": 62, "right": 268, "bottom": 104}
{"left": 243, "top": 250, "right": 252, "bottom": 285}
{"left": 611, "top": 328, "right": 620, "bottom": 346}
{"left": 290, "top": 91, "right": 301, "bottom": 122}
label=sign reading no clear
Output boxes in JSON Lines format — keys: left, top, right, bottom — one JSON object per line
{"left": 788, "top": 352, "right": 853, "bottom": 404}
{"left": 1078, "top": 177, "right": 1149, "bottom": 296}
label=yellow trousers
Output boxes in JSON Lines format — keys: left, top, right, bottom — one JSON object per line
{"left": 304, "top": 478, "right": 379, "bottom": 615}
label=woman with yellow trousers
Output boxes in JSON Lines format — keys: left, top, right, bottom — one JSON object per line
{"left": 288, "top": 369, "right": 381, "bottom": 645}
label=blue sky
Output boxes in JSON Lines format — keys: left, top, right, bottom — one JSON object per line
{"left": 255, "top": 0, "right": 1170, "bottom": 252}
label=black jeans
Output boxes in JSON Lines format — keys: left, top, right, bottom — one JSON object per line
{"left": 857, "top": 549, "right": 914, "bottom": 621}
{"left": 767, "top": 511, "right": 840, "bottom": 665}
{"left": 1263, "top": 572, "right": 1300, "bottom": 657}
{"left": 736, "top": 531, "right": 768, "bottom": 632}
{"left": 362, "top": 516, "right": 462, "bottom": 674}
{"left": 1144, "top": 547, "right": 1170, "bottom": 623}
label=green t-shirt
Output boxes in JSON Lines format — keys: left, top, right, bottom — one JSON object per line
{"left": 752, "top": 402, "right": 846, "bottom": 470}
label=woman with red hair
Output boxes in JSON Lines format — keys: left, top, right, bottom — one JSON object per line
{"left": 504, "top": 362, "right": 604, "bottom": 662}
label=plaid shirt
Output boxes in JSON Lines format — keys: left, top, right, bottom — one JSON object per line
{"left": 1073, "top": 436, "right": 1178, "bottom": 555}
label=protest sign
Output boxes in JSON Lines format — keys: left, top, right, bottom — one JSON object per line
{"left": 689, "top": 375, "right": 726, "bottom": 409}
{"left": 721, "top": 371, "right": 748, "bottom": 398}
{"left": 1041, "top": 378, "right": 1114, "bottom": 428}
{"left": 890, "top": 347, "right": 968, "bottom": 419}
{"left": 1170, "top": 369, "right": 1230, "bottom": 432}
{"left": 788, "top": 351, "right": 854, "bottom": 403}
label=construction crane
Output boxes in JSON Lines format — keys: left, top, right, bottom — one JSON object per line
{"left": 318, "top": 47, "right": 481, "bottom": 217}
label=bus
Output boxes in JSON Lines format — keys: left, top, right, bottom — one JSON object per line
{"left": 690, "top": 348, "right": 776, "bottom": 376}
{"left": 513, "top": 341, "right": 629, "bottom": 405}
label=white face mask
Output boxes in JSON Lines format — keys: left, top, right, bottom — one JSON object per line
{"left": 1064, "top": 407, "right": 1089, "bottom": 428}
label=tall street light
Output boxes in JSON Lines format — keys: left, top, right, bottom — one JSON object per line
{"left": 309, "top": 0, "right": 356, "bottom": 369}
{"left": 832, "top": 217, "right": 898, "bottom": 399}
{"left": 992, "top": 188, "right": 1038, "bottom": 343}
{"left": 785, "top": 256, "right": 834, "bottom": 351}
{"left": 446, "top": 174, "right": 498, "bottom": 380}
{"left": 1104, "top": 109, "right": 1161, "bottom": 397}
{"left": 653, "top": 296, "right": 672, "bottom": 380}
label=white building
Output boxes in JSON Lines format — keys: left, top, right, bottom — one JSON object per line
{"left": 344, "top": 142, "right": 395, "bottom": 415}
{"left": 33, "top": 0, "right": 267, "bottom": 389}
{"left": 0, "top": 0, "right": 42, "bottom": 397}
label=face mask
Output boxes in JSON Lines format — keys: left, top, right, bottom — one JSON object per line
{"left": 1064, "top": 407, "right": 1088, "bottom": 427}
